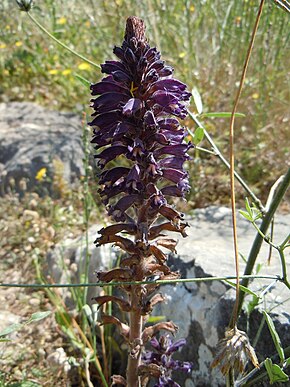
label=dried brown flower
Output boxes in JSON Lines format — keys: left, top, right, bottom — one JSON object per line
{"left": 211, "top": 326, "right": 260, "bottom": 375}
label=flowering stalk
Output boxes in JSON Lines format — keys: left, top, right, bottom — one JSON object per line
{"left": 90, "top": 16, "right": 192, "bottom": 386}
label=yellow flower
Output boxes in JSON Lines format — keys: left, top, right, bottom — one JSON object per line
{"left": 252, "top": 93, "right": 259, "bottom": 100}
{"left": 235, "top": 16, "right": 242, "bottom": 27}
{"left": 56, "top": 17, "right": 67, "bottom": 25}
{"left": 36, "top": 167, "right": 47, "bottom": 181}
{"left": 85, "top": 20, "right": 91, "bottom": 28}
{"left": 190, "top": 5, "right": 195, "bottom": 12}
{"left": 62, "top": 69, "right": 72, "bottom": 76}
{"left": 15, "top": 41, "right": 23, "bottom": 47}
{"left": 0, "top": 43, "right": 7, "bottom": 49}
{"left": 178, "top": 52, "right": 186, "bottom": 59}
{"left": 48, "top": 69, "right": 59, "bottom": 75}
{"left": 78, "top": 62, "right": 91, "bottom": 71}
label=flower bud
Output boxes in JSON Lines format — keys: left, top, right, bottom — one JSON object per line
{"left": 15, "top": 0, "right": 34, "bottom": 12}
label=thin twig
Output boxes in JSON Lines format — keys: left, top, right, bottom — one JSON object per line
{"left": 0, "top": 274, "right": 281, "bottom": 288}
{"left": 229, "top": 0, "right": 266, "bottom": 328}
{"left": 27, "top": 12, "right": 100, "bottom": 69}
{"left": 187, "top": 112, "right": 265, "bottom": 212}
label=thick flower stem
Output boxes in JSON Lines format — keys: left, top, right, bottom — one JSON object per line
{"left": 126, "top": 286, "right": 143, "bottom": 387}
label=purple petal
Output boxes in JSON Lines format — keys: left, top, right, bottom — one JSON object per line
{"left": 91, "top": 92, "right": 129, "bottom": 114}
{"left": 101, "top": 60, "right": 128, "bottom": 74}
{"left": 124, "top": 47, "right": 137, "bottom": 63}
{"left": 157, "top": 118, "right": 179, "bottom": 130}
{"left": 89, "top": 111, "right": 120, "bottom": 129}
{"left": 151, "top": 79, "right": 187, "bottom": 93}
{"left": 158, "top": 157, "right": 186, "bottom": 170}
{"left": 143, "top": 69, "right": 159, "bottom": 84}
{"left": 113, "top": 46, "right": 125, "bottom": 60}
{"left": 144, "top": 47, "right": 160, "bottom": 62}
{"left": 122, "top": 98, "right": 142, "bottom": 116}
{"left": 112, "top": 70, "right": 132, "bottom": 83}
{"left": 144, "top": 110, "right": 158, "bottom": 129}
{"left": 161, "top": 185, "right": 184, "bottom": 197}
{"left": 151, "top": 91, "right": 178, "bottom": 108}
{"left": 154, "top": 143, "right": 192, "bottom": 158}
{"left": 95, "top": 145, "right": 127, "bottom": 166}
{"left": 166, "top": 338, "right": 186, "bottom": 355}
{"left": 99, "top": 167, "right": 130, "bottom": 185}
{"left": 90, "top": 77, "right": 130, "bottom": 96}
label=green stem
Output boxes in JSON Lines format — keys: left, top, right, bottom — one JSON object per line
{"left": 280, "top": 233, "right": 290, "bottom": 249}
{"left": 235, "top": 345, "right": 290, "bottom": 386}
{"left": 236, "top": 167, "right": 290, "bottom": 319}
{"left": 278, "top": 248, "right": 290, "bottom": 289}
{"left": 187, "top": 111, "right": 264, "bottom": 212}
{"left": 27, "top": 12, "right": 100, "bottom": 69}
{"left": 0, "top": 274, "right": 282, "bottom": 289}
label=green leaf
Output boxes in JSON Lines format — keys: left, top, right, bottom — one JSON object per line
{"left": 285, "top": 357, "right": 290, "bottom": 367}
{"left": 200, "top": 112, "right": 245, "bottom": 118}
{"left": 74, "top": 73, "right": 91, "bottom": 87}
{"left": 265, "top": 358, "right": 289, "bottom": 384}
{"left": 225, "top": 280, "right": 259, "bottom": 298}
{"left": 239, "top": 210, "right": 252, "bottom": 222}
{"left": 147, "top": 316, "right": 166, "bottom": 323}
{"left": 245, "top": 197, "right": 252, "bottom": 217}
{"left": 191, "top": 87, "right": 203, "bottom": 114}
{"left": 263, "top": 311, "right": 285, "bottom": 363}
{"left": 192, "top": 127, "right": 204, "bottom": 145}
{"left": 28, "top": 311, "right": 51, "bottom": 323}
{"left": 0, "top": 323, "right": 22, "bottom": 337}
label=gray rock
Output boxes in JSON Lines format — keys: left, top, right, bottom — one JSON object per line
{"left": 45, "top": 227, "right": 117, "bottom": 310}
{"left": 154, "top": 206, "right": 290, "bottom": 386}
{"left": 0, "top": 102, "right": 85, "bottom": 195}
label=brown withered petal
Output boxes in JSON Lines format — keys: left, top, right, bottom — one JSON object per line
{"left": 160, "top": 272, "right": 180, "bottom": 281}
{"left": 98, "top": 223, "right": 137, "bottom": 236}
{"left": 95, "top": 234, "right": 135, "bottom": 252}
{"left": 111, "top": 374, "right": 127, "bottom": 386}
{"left": 211, "top": 326, "right": 259, "bottom": 375}
{"left": 101, "top": 315, "right": 130, "bottom": 339}
{"left": 141, "top": 293, "right": 166, "bottom": 315}
{"left": 138, "top": 363, "right": 162, "bottom": 378}
{"left": 148, "top": 221, "right": 189, "bottom": 239}
{"left": 149, "top": 245, "right": 167, "bottom": 264}
{"left": 145, "top": 263, "right": 171, "bottom": 276}
{"left": 156, "top": 238, "right": 178, "bottom": 253}
{"left": 120, "top": 255, "right": 140, "bottom": 268}
{"left": 142, "top": 322, "right": 178, "bottom": 344}
{"left": 97, "top": 268, "right": 133, "bottom": 282}
{"left": 93, "top": 295, "right": 131, "bottom": 312}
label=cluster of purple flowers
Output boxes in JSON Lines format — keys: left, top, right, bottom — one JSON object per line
{"left": 89, "top": 16, "right": 192, "bottom": 228}
{"left": 143, "top": 335, "right": 192, "bottom": 386}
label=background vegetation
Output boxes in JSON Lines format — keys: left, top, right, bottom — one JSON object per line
{"left": 0, "top": 0, "right": 289, "bottom": 207}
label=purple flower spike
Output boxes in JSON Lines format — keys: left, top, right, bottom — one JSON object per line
{"left": 90, "top": 16, "right": 192, "bottom": 217}
{"left": 90, "top": 17, "right": 193, "bottom": 387}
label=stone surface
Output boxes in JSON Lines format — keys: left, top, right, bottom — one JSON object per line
{"left": 0, "top": 102, "right": 84, "bottom": 195}
{"left": 155, "top": 206, "right": 290, "bottom": 386}
{"left": 45, "top": 227, "right": 117, "bottom": 309}
{"left": 47, "top": 206, "right": 290, "bottom": 386}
